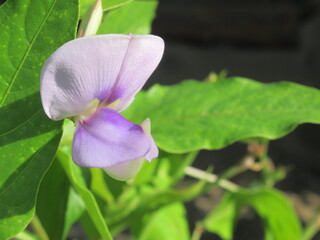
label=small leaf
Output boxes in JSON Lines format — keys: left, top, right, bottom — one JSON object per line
{"left": 132, "top": 203, "right": 190, "bottom": 240}
{"left": 62, "top": 187, "right": 86, "bottom": 239}
{"left": 98, "top": 0, "right": 158, "bottom": 35}
{"left": 133, "top": 151, "right": 198, "bottom": 186}
{"left": 79, "top": 0, "right": 133, "bottom": 17}
{"left": 203, "top": 192, "right": 237, "bottom": 240}
{"left": 124, "top": 78, "right": 320, "bottom": 153}
{"left": 236, "top": 189, "right": 302, "bottom": 240}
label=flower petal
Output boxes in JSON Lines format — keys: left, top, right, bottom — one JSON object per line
{"left": 105, "top": 35, "right": 164, "bottom": 111}
{"left": 40, "top": 34, "right": 164, "bottom": 120}
{"left": 103, "top": 157, "right": 144, "bottom": 181}
{"left": 140, "top": 118, "right": 158, "bottom": 161}
{"left": 72, "top": 107, "right": 151, "bottom": 168}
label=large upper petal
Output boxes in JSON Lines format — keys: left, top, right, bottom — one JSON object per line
{"left": 105, "top": 35, "right": 164, "bottom": 112}
{"left": 40, "top": 34, "right": 164, "bottom": 120}
{"left": 72, "top": 107, "right": 151, "bottom": 168}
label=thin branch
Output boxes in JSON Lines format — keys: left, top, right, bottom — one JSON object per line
{"left": 184, "top": 166, "right": 240, "bottom": 192}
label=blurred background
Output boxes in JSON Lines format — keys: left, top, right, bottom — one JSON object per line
{"left": 148, "top": 0, "right": 320, "bottom": 239}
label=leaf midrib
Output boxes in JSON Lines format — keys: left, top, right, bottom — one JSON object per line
{"left": 0, "top": 0, "right": 57, "bottom": 107}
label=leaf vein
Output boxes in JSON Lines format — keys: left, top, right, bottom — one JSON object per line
{"left": 0, "top": 109, "right": 42, "bottom": 137}
{"left": 0, "top": 0, "right": 57, "bottom": 107}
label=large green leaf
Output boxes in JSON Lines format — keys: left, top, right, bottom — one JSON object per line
{"left": 123, "top": 78, "right": 320, "bottom": 153}
{"left": 0, "top": 0, "right": 78, "bottom": 238}
{"left": 236, "top": 189, "right": 302, "bottom": 240}
{"left": 98, "top": 0, "right": 158, "bottom": 35}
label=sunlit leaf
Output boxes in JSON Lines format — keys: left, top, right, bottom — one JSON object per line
{"left": 0, "top": 0, "right": 78, "bottom": 238}
{"left": 79, "top": 0, "right": 133, "bottom": 17}
{"left": 124, "top": 78, "right": 320, "bottom": 153}
{"left": 132, "top": 203, "right": 190, "bottom": 240}
{"left": 98, "top": 0, "right": 158, "bottom": 34}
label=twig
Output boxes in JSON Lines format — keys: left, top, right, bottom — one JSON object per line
{"left": 30, "top": 215, "right": 49, "bottom": 240}
{"left": 184, "top": 166, "right": 240, "bottom": 192}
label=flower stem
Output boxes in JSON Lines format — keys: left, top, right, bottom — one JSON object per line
{"left": 191, "top": 222, "right": 204, "bottom": 240}
{"left": 30, "top": 215, "right": 49, "bottom": 240}
{"left": 184, "top": 166, "right": 240, "bottom": 192}
{"left": 256, "top": 140, "right": 273, "bottom": 187}
{"left": 301, "top": 212, "right": 320, "bottom": 240}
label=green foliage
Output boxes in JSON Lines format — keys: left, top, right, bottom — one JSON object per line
{"left": 36, "top": 159, "right": 70, "bottom": 240}
{"left": 0, "top": 0, "right": 78, "bottom": 238}
{"left": 133, "top": 151, "right": 198, "bottom": 186}
{"left": 203, "top": 192, "right": 238, "bottom": 240}
{"left": 132, "top": 203, "right": 190, "bottom": 240}
{"left": 204, "top": 189, "right": 302, "bottom": 240}
{"left": 98, "top": 0, "right": 158, "bottom": 34}
{"left": 57, "top": 149, "right": 113, "bottom": 240}
{"left": 124, "top": 78, "right": 320, "bottom": 153}
{"left": 236, "top": 189, "right": 302, "bottom": 240}
{"left": 63, "top": 188, "right": 86, "bottom": 239}
{"left": 37, "top": 159, "right": 85, "bottom": 240}
{"left": 107, "top": 179, "right": 208, "bottom": 235}
{"left": 79, "top": 0, "right": 134, "bottom": 17}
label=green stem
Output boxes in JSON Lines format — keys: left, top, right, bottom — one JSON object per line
{"left": 218, "top": 162, "right": 247, "bottom": 180}
{"left": 301, "top": 213, "right": 320, "bottom": 240}
{"left": 30, "top": 215, "right": 49, "bottom": 240}
{"left": 257, "top": 139, "right": 272, "bottom": 187}
{"left": 184, "top": 166, "right": 240, "bottom": 192}
{"left": 15, "top": 230, "right": 40, "bottom": 240}
{"left": 191, "top": 222, "right": 204, "bottom": 240}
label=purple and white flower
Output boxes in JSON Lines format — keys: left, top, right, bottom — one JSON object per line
{"left": 40, "top": 34, "right": 164, "bottom": 180}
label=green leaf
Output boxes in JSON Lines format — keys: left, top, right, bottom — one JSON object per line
{"left": 123, "top": 78, "right": 320, "bottom": 153}
{"left": 0, "top": 0, "right": 78, "bottom": 238}
{"left": 203, "top": 192, "right": 237, "bottom": 240}
{"left": 98, "top": 0, "right": 158, "bottom": 35}
{"left": 37, "top": 160, "right": 85, "bottom": 240}
{"left": 107, "top": 180, "right": 207, "bottom": 233}
{"left": 62, "top": 187, "right": 86, "bottom": 239}
{"left": 90, "top": 168, "right": 114, "bottom": 204}
{"left": 132, "top": 203, "right": 190, "bottom": 240}
{"left": 79, "top": 0, "right": 133, "bottom": 17}
{"left": 133, "top": 151, "right": 198, "bottom": 187}
{"left": 57, "top": 149, "right": 113, "bottom": 240}
{"left": 36, "top": 159, "right": 70, "bottom": 240}
{"left": 236, "top": 189, "right": 302, "bottom": 240}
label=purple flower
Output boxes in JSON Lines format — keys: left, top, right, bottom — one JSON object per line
{"left": 40, "top": 34, "right": 164, "bottom": 180}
